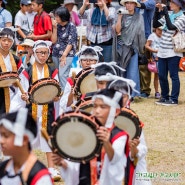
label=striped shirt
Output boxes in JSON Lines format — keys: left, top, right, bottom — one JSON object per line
{"left": 78, "top": 7, "right": 116, "bottom": 44}
{"left": 157, "top": 13, "right": 185, "bottom": 58}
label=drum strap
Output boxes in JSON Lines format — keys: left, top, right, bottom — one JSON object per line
{"left": 90, "top": 147, "right": 105, "bottom": 185}
{"left": 32, "top": 63, "right": 49, "bottom": 130}
{"left": 0, "top": 52, "right": 17, "bottom": 113}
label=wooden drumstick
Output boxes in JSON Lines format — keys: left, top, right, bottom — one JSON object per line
{"left": 41, "top": 128, "right": 53, "bottom": 149}
{"left": 15, "top": 79, "right": 29, "bottom": 104}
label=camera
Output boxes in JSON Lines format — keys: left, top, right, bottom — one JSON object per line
{"left": 117, "top": 9, "right": 129, "bottom": 15}
{"left": 89, "top": 0, "right": 97, "bottom": 3}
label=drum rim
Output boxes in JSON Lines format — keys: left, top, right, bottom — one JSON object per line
{"left": 28, "top": 78, "right": 62, "bottom": 105}
{"left": 51, "top": 110, "right": 102, "bottom": 163}
{"left": 0, "top": 72, "right": 19, "bottom": 87}
{"left": 115, "top": 108, "right": 142, "bottom": 139}
{"left": 73, "top": 67, "right": 95, "bottom": 96}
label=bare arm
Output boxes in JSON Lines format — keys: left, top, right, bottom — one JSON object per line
{"left": 79, "top": 0, "right": 90, "bottom": 15}
{"left": 145, "top": 40, "right": 158, "bottom": 53}
{"left": 51, "top": 18, "right": 58, "bottom": 44}
{"left": 115, "top": 14, "right": 123, "bottom": 34}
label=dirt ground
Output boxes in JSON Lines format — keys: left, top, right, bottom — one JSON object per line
{"left": 35, "top": 72, "right": 185, "bottom": 185}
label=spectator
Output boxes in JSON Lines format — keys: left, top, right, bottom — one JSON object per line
{"left": 26, "top": 1, "right": 36, "bottom": 31}
{"left": 0, "top": 0, "right": 12, "bottom": 28}
{"left": 20, "top": 38, "right": 35, "bottom": 68}
{"left": 14, "top": 0, "right": 32, "bottom": 45}
{"left": 115, "top": 0, "right": 146, "bottom": 98}
{"left": 79, "top": 0, "right": 116, "bottom": 62}
{"left": 62, "top": 0, "right": 81, "bottom": 26}
{"left": 27, "top": 0, "right": 52, "bottom": 41}
{"left": 145, "top": 26, "right": 162, "bottom": 99}
{"left": 51, "top": 6, "right": 77, "bottom": 90}
{"left": 138, "top": 0, "right": 156, "bottom": 98}
{"left": 153, "top": 0, "right": 185, "bottom": 105}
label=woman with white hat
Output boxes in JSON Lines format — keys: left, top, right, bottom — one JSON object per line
{"left": 115, "top": 0, "right": 145, "bottom": 99}
{"left": 153, "top": 0, "right": 185, "bottom": 106}
{"left": 63, "top": 0, "right": 81, "bottom": 26}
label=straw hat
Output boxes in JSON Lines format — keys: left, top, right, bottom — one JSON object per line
{"left": 120, "top": 0, "right": 141, "bottom": 7}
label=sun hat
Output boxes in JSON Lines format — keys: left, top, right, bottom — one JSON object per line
{"left": 20, "top": 39, "right": 35, "bottom": 47}
{"left": 171, "top": 0, "right": 185, "bottom": 9}
{"left": 62, "top": 0, "right": 77, "bottom": 6}
{"left": 120, "top": 0, "right": 141, "bottom": 7}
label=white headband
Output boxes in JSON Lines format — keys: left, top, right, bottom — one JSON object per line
{"left": 33, "top": 40, "right": 52, "bottom": 53}
{"left": 107, "top": 73, "right": 139, "bottom": 98}
{"left": 0, "top": 108, "right": 35, "bottom": 146}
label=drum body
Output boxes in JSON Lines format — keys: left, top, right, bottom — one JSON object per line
{"left": 0, "top": 72, "right": 19, "bottom": 87}
{"left": 28, "top": 78, "right": 62, "bottom": 105}
{"left": 73, "top": 68, "right": 97, "bottom": 98}
{"left": 51, "top": 110, "right": 102, "bottom": 163}
{"left": 114, "top": 108, "right": 142, "bottom": 139}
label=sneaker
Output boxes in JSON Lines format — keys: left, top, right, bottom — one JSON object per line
{"left": 155, "top": 98, "right": 167, "bottom": 105}
{"left": 162, "top": 100, "right": 178, "bottom": 106}
{"left": 48, "top": 168, "right": 61, "bottom": 181}
{"left": 140, "top": 93, "right": 149, "bottom": 98}
{"left": 155, "top": 92, "right": 161, "bottom": 99}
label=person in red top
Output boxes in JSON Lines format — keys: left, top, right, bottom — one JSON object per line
{"left": 27, "top": 0, "right": 52, "bottom": 41}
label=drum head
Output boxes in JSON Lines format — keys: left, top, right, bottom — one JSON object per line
{"left": 51, "top": 111, "right": 102, "bottom": 163}
{"left": 0, "top": 78, "right": 17, "bottom": 87}
{"left": 74, "top": 68, "right": 97, "bottom": 96}
{"left": 114, "top": 108, "right": 142, "bottom": 139}
{"left": 29, "top": 78, "right": 62, "bottom": 105}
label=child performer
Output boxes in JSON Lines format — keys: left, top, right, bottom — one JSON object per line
{"left": 21, "top": 40, "right": 61, "bottom": 181}
{"left": 108, "top": 75, "right": 151, "bottom": 185}
{"left": 59, "top": 45, "right": 102, "bottom": 114}
{"left": 0, "top": 108, "right": 53, "bottom": 185}
{"left": 52, "top": 88, "right": 129, "bottom": 185}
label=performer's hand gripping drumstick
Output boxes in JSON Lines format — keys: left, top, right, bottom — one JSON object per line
{"left": 16, "top": 79, "right": 30, "bottom": 104}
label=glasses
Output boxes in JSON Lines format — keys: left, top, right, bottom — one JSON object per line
{"left": 36, "top": 51, "right": 49, "bottom": 56}
{"left": 81, "top": 59, "right": 97, "bottom": 63}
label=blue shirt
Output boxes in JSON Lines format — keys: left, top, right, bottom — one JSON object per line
{"left": 137, "top": 0, "right": 155, "bottom": 39}
{"left": 52, "top": 22, "right": 77, "bottom": 58}
{"left": 0, "top": 8, "right": 12, "bottom": 28}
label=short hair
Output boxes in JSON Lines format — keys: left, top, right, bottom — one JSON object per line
{"left": 80, "top": 48, "right": 97, "bottom": 56}
{"left": 108, "top": 80, "right": 133, "bottom": 96}
{"left": 0, "top": 28, "right": 14, "bottom": 38}
{"left": 95, "top": 88, "right": 123, "bottom": 107}
{"left": 55, "top": 7, "right": 70, "bottom": 22}
{"left": 94, "top": 65, "right": 116, "bottom": 77}
{"left": 31, "top": 0, "right": 45, "bottom": 5}
{"left": 0, "top": 111, "right": 37, "bottom": 139}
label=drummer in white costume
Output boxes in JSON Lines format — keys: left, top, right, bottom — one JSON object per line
{"left": 52, "top": 88, "right": 129, "bottom": 185}
{"left": 0, "top": 28, "right": 28, "bottom": 161}
{"left": 59, "top": 45, "right": 102, "bottom": 114}
{"left": 107, "top": 75, "right": 151, "bottom": 185}
{"left": 21, "top": 40, "right": 61, "bottom": 181}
